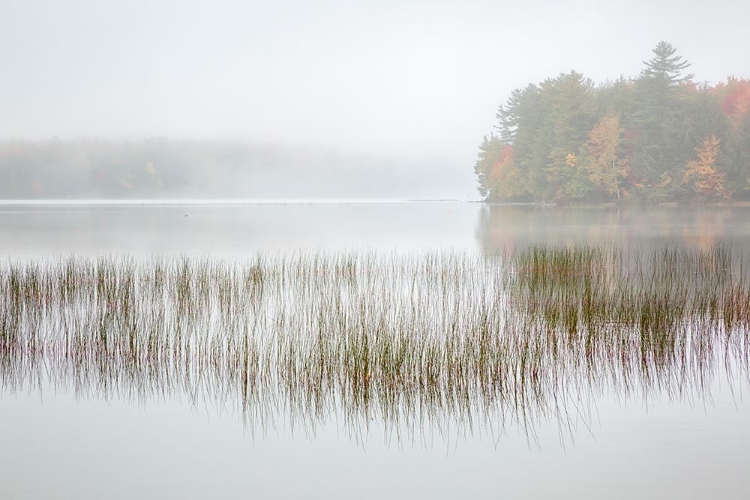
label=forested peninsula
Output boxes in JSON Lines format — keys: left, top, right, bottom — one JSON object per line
{"left": 474, "top": 42, "right": 750, "bottom": 204}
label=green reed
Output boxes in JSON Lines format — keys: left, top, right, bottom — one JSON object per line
{"left": 0, "top": 245, "right": 748, "bottom": 439}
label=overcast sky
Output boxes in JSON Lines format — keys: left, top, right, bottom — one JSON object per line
{"left": 2, "top": 0, "right": 749, "bottom": 164}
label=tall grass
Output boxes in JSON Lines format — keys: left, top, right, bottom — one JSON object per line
{"left": 1, "top": 245, "right": 748, "bottom": 439}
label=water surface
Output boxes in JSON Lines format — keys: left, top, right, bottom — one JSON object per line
{"left": 1, "top": 201, "right": 749, "bottom": 500}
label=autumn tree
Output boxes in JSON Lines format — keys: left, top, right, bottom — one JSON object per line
{"left": 489, "top": 144, "right": 528, "bottom": 200}
{"left": 682, "top": 135, "right": 729, "bottom": 199}
{"left": 473, "top": 135, "right": 506, "bottom": 199}
{"left": 473, "top": 135, "right": 528, "bottom": 201}
{"left": 585, "top": 114, "right": 628, "bottom": 200}
{"left": 716, "top": 77, "right": 750, "bottom": 126}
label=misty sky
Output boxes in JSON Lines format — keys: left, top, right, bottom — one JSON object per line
{"left": 2, "top": 0, "right": 749, "bottom": 163}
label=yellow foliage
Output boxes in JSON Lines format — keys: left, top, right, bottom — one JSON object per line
{"left": 682, "top": 135, "right": 729, "bottom": 199}
{"left": 585, "top": 114, "right": 627, "bottom": 200}
{"left": 145, "top": 161, "right": 164, "bottom": 190}
{"left": 565, "top": 153, "right": 577, "bottom": 167}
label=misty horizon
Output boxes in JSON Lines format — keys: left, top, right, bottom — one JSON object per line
{"left": 3, "top": 0, "right": 750, "bottom": 167}
{"left": 0, "top": 137, "right": 479, "bottom": 200}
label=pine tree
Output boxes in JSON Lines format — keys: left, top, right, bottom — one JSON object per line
{"left": 642, "top": 41, "right": 694, "bottom": 86}
{"left": 542, "top": 72, "right": 596, "bottom": 201}
{"left": 631, "top": 42, "right": 695, "bottom": 200}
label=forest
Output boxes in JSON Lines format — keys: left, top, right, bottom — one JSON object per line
{"left": 474, "top": 42, "right": 750, "bottom": 204}
{"left": 0, "top": 139, "right": 355, "bottom": 199}
{"left": 0, "top": 139, "right": 456, "bottom": 200}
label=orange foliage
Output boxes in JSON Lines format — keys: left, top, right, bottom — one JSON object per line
{"left": 488, "top": 145, "right": 527, "bottom": 199}
{"left": 489, "top": 145, "right": 514, "bottom": 186}
{"left": 715, "top": 78, "right": 750, "bottom": 125}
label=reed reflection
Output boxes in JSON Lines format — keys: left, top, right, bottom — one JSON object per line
{"left": 1, "top": 247, "right": 748, "bottom": 443}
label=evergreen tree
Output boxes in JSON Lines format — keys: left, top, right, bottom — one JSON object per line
{"left": 724, "top": 114, "right": 750, "bottom": 199}
{"left": 630, "top": 42, "right": 695, "bottom": 201}
{"left": 542, "top": 71, "right": 596, "bottom": 202}
{"left": 641, "top": 41, "right": 694, "bottom": 85}
{"left": 501, "top": 84, "right": 546, "bottom": 198}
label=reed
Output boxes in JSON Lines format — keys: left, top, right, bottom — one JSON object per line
{"left": 1, "top": 245, "right": 748, "bottom": 440}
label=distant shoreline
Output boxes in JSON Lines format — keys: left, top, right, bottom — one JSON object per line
{"left": 0, "top": 198, "right": 473, "bottom": 206}
{"left": 3, "top": 198, "right": 749, "bottom": 208}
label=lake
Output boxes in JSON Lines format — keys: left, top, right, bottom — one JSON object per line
{"left": 1, "top": 201, "right": 749, "bottom": 499}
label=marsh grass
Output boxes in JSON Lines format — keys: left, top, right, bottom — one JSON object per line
{"left": 1, "top": 245, "right": 748, "bottom": 441}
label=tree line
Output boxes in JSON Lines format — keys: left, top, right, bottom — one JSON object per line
{"left": 0, "top": 138, "right": 258, "bottom": 198}
{"left": 0, "top": 138, "right": 459, "bottom": 199}
{"left": 474, "top": 42, "right": 750, "bottom": 203}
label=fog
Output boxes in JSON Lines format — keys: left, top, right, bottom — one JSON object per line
{"left": 2, "top": 0, "right": 749, "bottom": 199}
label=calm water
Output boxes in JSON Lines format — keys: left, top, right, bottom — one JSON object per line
{"left": 2, "top": 201, "right": 749, "bottom": 255}
{"left": 2, "top": 201, "right": 750, "bottom": 499}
